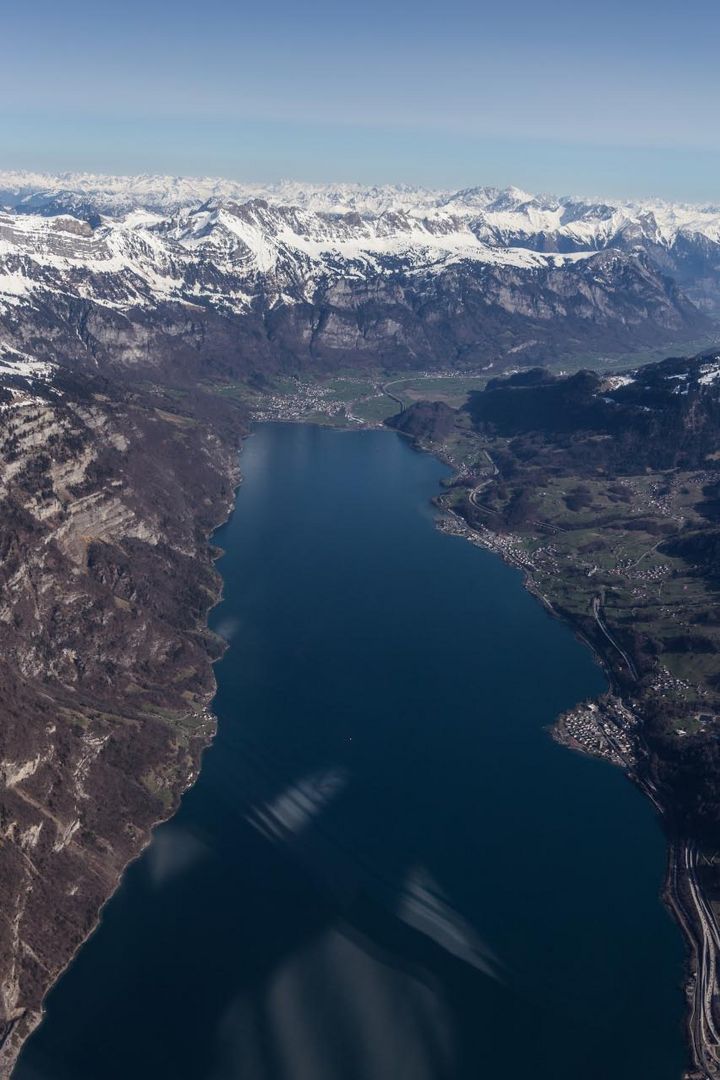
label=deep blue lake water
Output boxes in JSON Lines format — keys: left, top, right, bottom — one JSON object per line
{"left": 15, "top": 422, "right": 685, "bottom": 1080}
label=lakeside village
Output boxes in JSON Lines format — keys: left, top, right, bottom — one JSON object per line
{"left": 251, "top": 381, "right": 361, "bottom": 422}
{"left": 249, "top": 371, "right": 491, "bottom": 424}
{"left": 554, "top": 698, "right": 639, "bottom": 768}
{"left": 437, "top": 509, "right": 640, "bottom": 767}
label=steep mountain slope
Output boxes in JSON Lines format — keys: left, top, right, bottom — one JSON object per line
{"left": 0, "top": 362, "right": 244, "bottom": 1073}
{"left": 466, "top": 352, "right": 720, "bottom": 469}
{"left": 0, "top": 177, "right": 716, "bottom": 380}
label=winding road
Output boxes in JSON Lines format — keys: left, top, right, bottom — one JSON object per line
{"left": 381, "top": 380, "right": 407, "bottom": 411}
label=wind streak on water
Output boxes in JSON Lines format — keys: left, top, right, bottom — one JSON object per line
{"left": 246, "top": 769, "right": 349, "bottom": 842}
{"left": 245, "top": 771, "right": 501, "bottom": 980}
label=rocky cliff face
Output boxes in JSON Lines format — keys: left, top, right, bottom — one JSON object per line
{"left": 0, "top": 365, "right": 244, "bottom": 1073}
{"left": 0, "top": 179, "right": 717, "bottom": 384}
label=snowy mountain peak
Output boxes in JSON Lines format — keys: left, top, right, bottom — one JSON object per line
{"left": 2, "top": 170, "right": 720, "bottom": 253}
{"left": 0, "top": 170, "right": 718, "bottom": 380}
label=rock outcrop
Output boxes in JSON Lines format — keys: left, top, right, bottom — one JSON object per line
{"left": 0, "top": 368, "right": 244, "bottom": 1073}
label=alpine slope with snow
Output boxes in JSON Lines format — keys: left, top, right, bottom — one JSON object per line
{"left": 0, "top": 172, "right": 718, "bottom": 382}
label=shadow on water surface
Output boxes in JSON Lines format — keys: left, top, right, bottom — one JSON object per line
{"left": 15, "top": 423, "right": 686, "bottom": 1080}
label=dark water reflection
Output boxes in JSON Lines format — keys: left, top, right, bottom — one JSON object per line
{"left": 15, "top": 423, "right": 686, "bottom": 1080}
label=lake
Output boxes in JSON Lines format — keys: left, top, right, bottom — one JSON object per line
{"left": 15, "top": 422, "right": 686, "bottom": 1080}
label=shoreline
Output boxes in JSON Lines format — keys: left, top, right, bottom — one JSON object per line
{"left": 2, "top": 451, "right": 245, "bottom": 1080}
{"left": 250, "top": 415, "right": 716, "bottom": 1079}
{"left": 6, "top": 412, "right": 714, "bottom": 1080}
{"left": 214, "top": 413, "right": 719, "bottom": 1080}
{"left": 434, "top": 493, "right": 716, "bottom": 1080}
{"left": 247, "top": 414, "right": 719, "bottom": 1080}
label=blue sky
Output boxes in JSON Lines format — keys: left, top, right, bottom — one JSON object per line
{"left": 3, "top": 0, "right": 719, "bottom": 201}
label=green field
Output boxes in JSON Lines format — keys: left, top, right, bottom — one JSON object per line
{"left": 381, "top": 375, "right": 490, "bottom": 409}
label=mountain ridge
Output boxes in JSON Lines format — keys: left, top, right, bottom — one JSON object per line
{"left": 0, "top": 173, "right": 717, "bottom": 382}
{"left": 2, "top": 169, "right": 720, "bottom": 218}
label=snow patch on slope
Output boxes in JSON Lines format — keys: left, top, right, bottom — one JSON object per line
{"left": 698, "top": 357, "right": 720, "bottom": 385}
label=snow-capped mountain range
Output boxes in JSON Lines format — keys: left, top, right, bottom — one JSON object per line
{"left": 0, "top": 171, "right": 718, "bottom": 382}
{"left": 2, "top": 170, "right": 720, "bottom": 236}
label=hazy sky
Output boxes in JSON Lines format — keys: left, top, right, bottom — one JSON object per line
{"left": 3, "top": 0, "right": 720, "bottom": 201}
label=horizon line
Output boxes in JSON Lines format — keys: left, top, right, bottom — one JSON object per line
{"left": 1, "top": 167, "right": 719, "bottom": 210}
